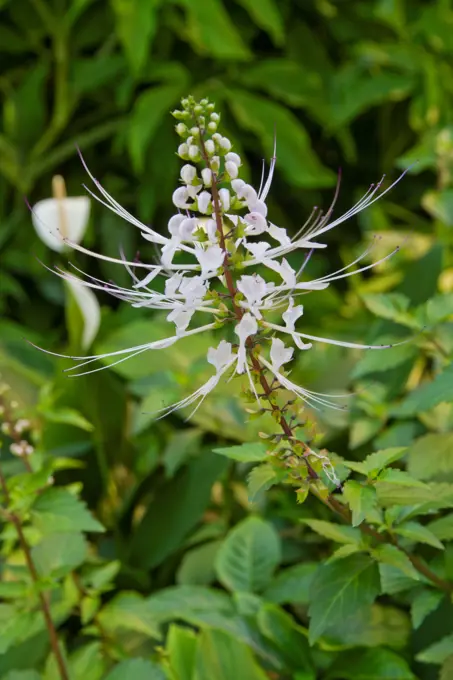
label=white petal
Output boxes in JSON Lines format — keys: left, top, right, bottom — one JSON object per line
{"left": 32, "top": 197, "right": 90, "bottom": 253}
{"left": 225, "top": 161, "right": 238, "bottom": 179}
{"left": 198, "top": 191, "right": 211, "bottom": 214}
{"left": 207, "top": 340, "right": 234, "bottom": 373}
{"left": 225, "top": 152, "right": 241, "bottom": 167}
{"left": 181, "top": 164, "right": 197, "bottom": 184}
{"left": 65, "top": 278, "right": 100, "bottom": 349}
{"left": 270, "top": 337, "right": 294, "bottom": 373}
{"left": 219, "top": 188, "right": 230, "bottom": 211}
{"left": 172, "top": 186, "right": 190, "bottom": 209}
{"left": 269, "top": 223, "right": 291, "bottom": 247}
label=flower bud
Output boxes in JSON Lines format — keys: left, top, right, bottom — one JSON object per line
{"left": 197, "top": 191, "right": 212, "bottom": 214}
{"left": 190, "top": 127, "right": 200, "bottom": 137}
{"left": 180, "top": 164, "right": 197, "bottom": 184}
{"left": 208, "top": 121, "right": 218, "bottom": 133}
{"left": 172, "top": 186, "right": 190, "bottom": 209}
{"left": 207, "top": 103, "right": 215, "bottom": 112}
{"left": 188, "top": 145, "right": 201, "bottom": 161}
{"left": 168, "top": 214, "right": 185, "bottom": 235}
{"left": 201, "top": 168, "right": 213, "bottom": 187}
{"left": 175, "top": 123, "right": 188, "bottom": 137}
{"left": 219, "top": 188, "right": 230, "bottom": 211}
{"left": 225, "top": 161, "right": 238, "bottom": 179}
{"left": 211, "top": 156, "right": 220, "bottom": 172}
{"left": 177, "top": 143, "right": 189, "bottom": 159}
{"left": 219, "top": 137, "right": 232, "bottom": 152}
{"left": 210, "top": 112, "right": 220, "bottom": 122}
{"left": 204, "top": 139, "right": 215, "bottom": 156}
{"left": 194, "top": 105, "right": 203, "bottom": 115}
{"left": 225, "top": 152, "right": 241, "bottom": 167}
{"left": 200, "top": 98, "right": 208, "bottom": 106}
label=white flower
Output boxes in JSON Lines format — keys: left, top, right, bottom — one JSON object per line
{"left": 244, "top": 211, "right": 267, "bottom": 235}
{"left": 179, "top": 217, "right": 199, "bottom": 241}
{"left": 180, "top": 164, "right": 197, "bottom": 184}
{"left": 219, "top": 188, "right": 230, "bottom": 211}
{"left": 235, "top": 312, "right": 258, "bottom": 374}
{"left": 270, "top": 338, "right": 293, "bottom": 373}
{"left": 225, "top": 161, "right": 238, "bottom": 179}
{"left": 66, "top": 278, "right": 101, "bottom": 349}
{"left": 237, "top": 274, "right": 272, "bottom": 319}
{"left": 219, "top": 137, "right": 232, "bottom": 152}
{"left": 282, "top": 298, "right": 312, "bottom": 350}
{"left": 172, "top": 186, "right": 190, "bottom": 208}
{"left": 168, "top": 214, "right": 185, "bottom": 236}
{"left": 225, "top": 152, "right": 241, "bottom": 167}
{"left": 201, "top": 168, "right": 213, "bottom": 187}
{"left": 197, "top": 190, "right": 211, "bottom": 214}
{"left": 188, "top": 145, "right": 200, "bottom": 161}
{"left": 178, "top": 143, "right": 189, "bottom": 158}
{"left": 204, "top": 139, "right": 215, "bottom": 155}
{"left": 194, "top": 244, "right": 224, "bottom": 276}
{"left": 207, "top": 339, "right": 234, "bottom": 372}
{"left": 269, "top": 223, "right": 291, "bottom": 246}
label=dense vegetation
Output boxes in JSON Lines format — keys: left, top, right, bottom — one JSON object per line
{"left": 1, "top": 1, "right": 453, "bottom": 678}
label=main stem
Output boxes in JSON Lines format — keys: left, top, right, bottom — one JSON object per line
{"left": 0, "top": 470, "right": 70, "bottom": 680}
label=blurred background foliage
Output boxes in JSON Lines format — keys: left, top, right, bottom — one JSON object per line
{"left": 1, "top": 0, "right": 453, "bottom": 678}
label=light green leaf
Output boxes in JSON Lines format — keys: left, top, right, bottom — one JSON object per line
{"left": 394, "top": 521, "right": 444, "bottom": 550}
{"left": 128, "top": 85, "right": 183, "bottom": 173}
{"left": 167, "top": 625, "right": 197, "bottom": 680}
{"left": 372, "top": 545, "right": 420, "bottom": 581}
{"left": 343, "top": 481, "right": 380, "bottom": 526}
{"left": 422, "top": 189, "right": 453, "bottom": 226}
{"left": 2, "top": 672, "right": 42, "bottom": 680}
{"left": 178, "top": 0, "right": 250, "bottom": 60}
{"left": 375, "top": 481, "right": 438, "bottom": 506}
{"left": 40, "top": 407, "right": 94, "bottom": 432}
{"left": 229, "top": 89, "right": 335, "bottom": 188}
{"left": 357, "top": 448, "right": 408, "bottom": 478}
{"left": 176, "top": 540, "right": 221, "bottom": 586}
{"left": 215, "top": 516, "right": 281, "bottom": 593}
{"left": 411, "top": 589, "right": 443, "bottom": 628}
{"left": 379, "top": 564, "right": 421, "bottom": 595}
{"left": 302, "top": 519, "right": 361, "bottom": 545}
{"left": 350, "top": 417, "right": 383, "bottom": 449}
{"left": 332, "top": 603, "right": 411, "bottom": 650}
{"left": 239, "top": 59, "right": 321, "bottom": 108}
{"left": 31, "top": 488, "right": 104, "bottom": 534}
{"left": 408, "top": 433, "right": 453, "bottom": 481}
{"left": 32, "top": 532, "right": 87, "bottom": 578}
{"left": 257, "top": 604, "right": 312, "bottom": 671}
{"left": 235, "top": 0, "right": 284, "bottom": 45}
{"left": 441, "top": 656, "right": 453, "bottom": 680}
{"left": 110, "top": 0, "right": 161, "bottom": 72}
{"left": 352, "top": 344, "right": 418, "bottom": 379}
{"left": 327, "top": 544, "right": 362, "bottom": 563}
{"left": 308, "top": 554, "right": 380, "bottom": 644}
{"left": 98, "top": 592, "right": 162, "bottom": 639}
{"left": 193, "top": 628, "right": 267, "bottom": 680}
{"left": 213, "top": 442, "right": 268, "bottom": 463}
{"left": 394, "top": 364, "right": 453, "bottom": 416}
{"left": 427, "top": 513, "right": 453, "bottom": 541}
{"left": 362, "top": 292, "right": 417, "bottom": 327}
{"left": 144, "top": 585, "right": 234, "bottom": 624}
{"left": 247, "top": 463, "right": 280, "bottom": 501}
{"left": 326, "top": 648, "right": 415, "bottom": 680}
{"left": 263, "top": 563, "right": 317, "bottom": 605}
{"left": 378, "top": 469, "right": 428, "bottom": 487}
{"left": 104, "top": 658, "right": 167, "bottom": 680}
{"left": 69, "top": 641, "right": 105, "bottom": 680}
{"left": 416, "top": 634, "right": 453, "bottom": 665}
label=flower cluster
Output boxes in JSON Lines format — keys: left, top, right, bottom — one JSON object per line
{"left": 35, "top": 96, "right": 407, "bottom": 419}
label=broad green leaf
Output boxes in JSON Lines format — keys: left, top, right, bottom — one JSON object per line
{"left": 0, "top": 582, "right": 28, "bottom": 599}
{"left": 248, "top": 463, "right": 280, "bottom": 501}
{"left": 327, "top": 544, "right": 362, "bottom": 563}
{"left": 308, "top": 554, "right": 380, "bottom": 644}
{"left": 362, "top": 293, "right": 417, "bottom": 328}
{"left": 193, "top": 628, "right": 267, "bottom": 680}
{"left": 343, "top": 481, "right": 380, "bottom": 526}
{"left": 32, "top": 532, "right": 87, "bottom": 578}
{"left": 98, "top": 592, "right": 162, "bottom": 639}
{"left": 144, "top": 585, "right": 234, "bottom": 623}
{"left": 302, "top": 519, "right": 361, "bottom": 545}
{"left": 213, "top": 442, "right": 268, "bottom": 463}
{"left": 361, "top": 447, "right": 407, "bottom": 477}
{"left": 332, "top": 603, "right": 410, "bottom": 650}
{"left": 215, "top": 516, "right": 281, "bottom": 593}
{"left": 425, "top": 292, "right": 453, "bottom": 325}
{"left": 408, "top": 433, "right": 453, "bottom": 481}
{"left": 350, "top": 417, "right": 383, "bottom": 449}
{"left": 31, "top": 488, "right": 104, "bottom": 534}
{"left": 239, "top": 59, "right": 321, "bottom": 108}
{"left": 257, "top": 604, "right": 312, "bottom": 671}
{"left": 394, "top": 521, "right": 444, "bottom": 550}
{"left": 326, "top": 648, "right": 415, "bottom": 680}
{"left": 129, "top": 451, "right": 228, "bottom": 569}
{"left": 416, "top": 634, "right": 453, "bottom": 665}
{"left": 69, "top": 641, "right": 105, "bottom": 680}
{"left": 375, "top": 481, "right": 438, "bottom": 506}
{"left": 263, "top": 563, "right": 317, "bottom": 605}
{"left": 228, "top": 89, "right": 334, "bottom": 188}
{"left": 167, "top": 625, "right": 197, "bottom": 680}
{"left": 394, "top": 364, "right": 453, "bottom": 416}
{"left": 39, "top": 406, "right": 94, "bottom": 432}
{"left": 104, "top": 658, "right": 167, "bottom": 680}
{"left": 178, "top": 0, "right": 250, "bottom": 60}
{"left": 352, "top": 344, "right": 418, "bottom": 379}
{"left": 411, "top": 589, "right": 443, "bottom": 628}
{"left": 128, "top": 85, "right": 183, "bottom": 172}
{"left": 176, "top": 540, "right": 221, "bottom": 586}
{"left": 110, "top": 0, "right": 161, "bottom": 72}
{"left": 378, "top": 469, "right": 427, "bottom": 487}
{"left": 2, "top": 673, "right": 41, "bottom": 680}
{"left": 372, "top": 545, "right": 420, "bottom": 581}
{"left": 0, "top": 607, "right": 39, "bottom": 655}
{"left": 423, "top": 189, "right": 453, "bottom": 226}
{"left": 71, "top": 56, "right": 126, "bottom": 97}
{"left": 441, "top": 656, "right": 453, "bottom": 680}
{"left": 235, "top": 0, "right": 284, "bottom": 45}
{"left": 427, "top": 513, "right": 453, "bottom": 541}
{"left": 379, "top": 565, "right": 422, "bottom": 595}
{"left": 164, "top": 428, "right": 202, "bottom": 478}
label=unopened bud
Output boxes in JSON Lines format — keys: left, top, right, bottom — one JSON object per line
{"left": 175, "top": 123, "right": 188, "bottom": 137}
{"left": 208, "top": 122, "right": 218, "bottom": 133}
{"left": 188, "top": 145, "right": 201, "bottom": 162}
{"left": 204, "top": 140, "right": 215, "bottom": 156}
{"left": 177, "top": 143, "right": 189, "bottom": 159}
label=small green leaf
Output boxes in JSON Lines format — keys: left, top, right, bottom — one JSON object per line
{"left": 394, "top": 364, "right": 453, "bottom": 416}
{"left": 111, "top": 0, "right": 161, "bottom": 73}
{"left": 167, "top": 625, "right": 197, "bottom": 680}
{"left": 308, "top": 554, "right": 380, "bottom": 644}
{"left": 104, "top": 658, "right": 167, "bottom": 680}
{"left": 257, "top": 604, "right": 312, "bottom": 671}
{"left": 378, "top": 469, "right": 427, "bottom": 487}
{"left": 343, "top": 481, "right": 379, "bottom": 526}
{"left": 416, "top": 634, "right": 453, "bottom": 665}
{"left": 427, "top": 513, "right": 453, "bottom": 541}
{"left": 362, "top": 293, "right": 418, "bottom": 327}
{"left": 176, "top": 541, "right": 221, "bottom": 586}
{"left": 394, "top": 521, "right": 444, "bottom": 550}
{"left": 40, "top": 407, "right": 94, "bottom": 432}
{"left": 362, "top": 448, "right": 408, "bottom": 477}
{"left": 98, "top": 593, "right": 162, "bottom": 639}
{"left": 326, "top": 648, "right": 415, "bottom": 680}
{"left": 247, "top": 463, "right": 279, "bottom": 501}
{"left": 263, "top": 563, "right": 317, "bottom": 605}
{"left": 235, "top": 0, "right": 284, "bottom": 45}
{"left": 31, "top": 488, "right": 104, "bottom": 534}
{"left": 411, "top": 589, "right": 443, "bottom": 628}
{"left": 372, "top": 545, "right": 420, "bottom": 581}
{"left": 32, "top": 532, "right": 87, "bottom": 578}
{"left": 213, "top": 442, "right": 268, "bottom": 463}
{"left": 215, "top": 517, "right": 281, "bottom": 593}
{"left": 302, "top": 519, "right": 361, "bottom": 545}
{"left": 352, "top": 344, "right": 418, "bottom": 379}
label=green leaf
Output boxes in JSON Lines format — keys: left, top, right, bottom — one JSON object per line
{"left": 32, "top": 532, "right": 87, "bottom": 578}
{"left": 326, "top": 648, "right": 415, "bottom": 680}
{"left": 213, "top": 442, "right": 268, "bottom": 463}
{"left": 2, "top": 672, "right": 42, "bottom": 680}
{"left": 129, "top": 451, "right": 228, "bottom": 569}
{"left": 228, "top": 89, "right": 335, "bottom": 188}
{"left": 104, "top": 658, "right": 167, "bottom": 680}
{"left": 98, "top": 592, "right": 162, "bottom": 639}
{"left": 422, "top": 189, "right": 453, "bottom": 226}
{"left": 110, "top": 0, "right": 161, "bottom": 73}
{"left": 372, "top": 545, "right": 420, "bottom": 581}
{"left": 31, "top": 488, "right": 104, "bottom": 534}
{"left": 394, "top": 521, "right": 444, "bottom": 550}
{"left": 362, "top": 293, "right": 417, "bottom": 327}
{"left": 239, "top": 59, "right": 321, "bottom": 108}
{"left": 332, "top": 603, "right": 411, "bottom": 650}
{"left": 378, "top": 469, "right": 427, "bottom": 487}
{"left": 235, "top": 0, "right": 284, "bottom": 45}
{"left": 352, "top": 344, "right": 418, "bottom": 379}
{"left": 193, "top": 628, "right": 267, "bottom": 680}
{"left": 308, "top": 554, "right": 380, "bottom": 644}
{"left": 441, "top": 656, "right": 453, "bottom": 680}
{"left": 263, "top": 563, "right": 317, "bottom": 605}
{"left": 128, "top": 84, "right": 183, "bottom": 173}
{"left": 177, "top": 0, "right": 250, "bottom": 60}
{"left": 247, "top": 463, "right": 280, "bottom": 501}
{"left": 394, "top": 364, "right": 453, "bottom": 416}
{"left": 302, "top": 519, "right": 361, "bottom": 545}
{"left": 408, "top": 433, "right": 453, "bottom": 481}
{"left": 144, "top": 585, "right": 234, "bottom": 624}
{"left": 69, "top": 641, "right": 105, "bottom": 680}
{"left": 257, "top": 603, "right": 312, "bottom": 671}
{"left": 164, "top": 428, "right": 202, "bottom": 478}
{"left": 176, "top": 541, "right": 221, "bottom": 586}
{"left": 350, "top": 417, "right": 383, "bottom": 449}
{"left": 379, "top": 565, "right": 420, "bottom": 595}
{"left": 375, "top": 480, "right": 437, "bottom": 506}
{"left": 411, "top": 589, "right": 443, "bottom": 628}
{"left": 215, "top": 516, "right": 281, "bottom": 593}
{"left": 427, "top": 513, "right": 453, "bottom": 541}
{"left": 343, "top": 481, "right": 379, "bottom": 526}
{"left": 167, "top": 625, "right": 197, "bottom": 680}
{"left": 362, "top": 447, "right": 408, "bottom": 477}
{"left": 39, "top": 407, "right": 94, "bottom": 432}
{"left": 416, "top": 634, "right": 453, "bottom": 665}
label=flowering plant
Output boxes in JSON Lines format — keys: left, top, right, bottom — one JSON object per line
{"left": 35, "top": 96, "right": 408, "bottom": 494}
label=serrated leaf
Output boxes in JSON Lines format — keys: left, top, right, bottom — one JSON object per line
{"left": 302, "top": 519, "right": 361, "bottom": 545}
{"left": 361, "top": 448, "right": 408, "bottom": 476}
{"left": 229, "top": 89, "right": 334, "bottom": 188}
{"left": 362, "top": 293, "right": 418, "bottom": 327}
{"left": 31, "top": 488, "right": 104, "bottom": 534}
{"left": 375, "top": 481, "right": 437, "bottom": 506}
{"left": 408, "top": 433, "right": 453, "bottom": 481}
{"left": 416, "top": 634, "right": 453, "bottom": 665}
{"left": 235, "top": 0, "right": 284, "bottom": 45}
{"left": 308, "top": 554, "right": 380, "bottom": 644}
{"left": 411, "top": 589, "right": 443, "bottom": 628}
{"left": 213, "top": 442, "right": 267, "bottom": 463}
{"left": 104, "top": 658, "right": 167, "bottom": 680}
{"left": 331, "top": 603, "right": 411, "bottom": 650}
{"left": 372, "top": 545, "right": 420, "bottom": 581}
{"left": 394, "top": 521, "right": 444, "bottom": 549}
{"left": 394, "top": 364, "right": 453, "bottom": 416}
{"left": 215, "top": 517, "right": 281, "bottom": 593}
{"left": 327, "top": 544, "right": 362, "bottom": 563}
{"left": 263, "top": 563, "right": 317, "bottom": 605}
{"left": 32, "top": 532, "right": 87, "bottom": 578}
{"left": 343, "top": 481, "right": 379, "bottom": 526}
{"left": 247, "top": 463, "right": 279, "bottom": 501}
{"left": 379, "top": 564, "right": 421, "bottom": 595}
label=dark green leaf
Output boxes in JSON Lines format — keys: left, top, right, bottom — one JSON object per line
{"left": 411, "top": 588, "right": 443, "bottom": 628}
{"left": 235, "top": 0, "right": 283, "bottom": 45}
{"left": 326, "top": 648, "right": 415, "bottom": 679}
{"left": 110, "top": 0, "right": 161, "bottom": 72}
{"left": 193, "top": 628, "right": 267, "bottom": 680}
{"left": 372, "top": 545, "right": 420, "bottom": 581}
{"left": 263, "top": 563, "right": 317, "bottom": 605}
{"left": 416, "top": 634, "right": 453, "bottom": 665}
{"left": 257, "top": 603, "right": 312, "bottom": 671}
